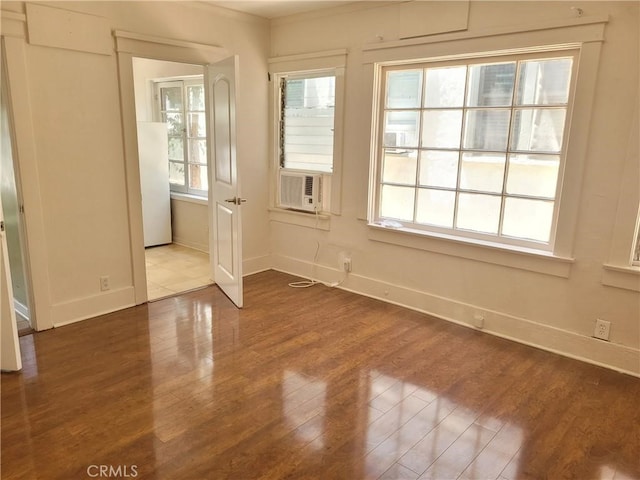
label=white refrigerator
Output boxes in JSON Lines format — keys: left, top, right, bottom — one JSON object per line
{"left": 137, "top": 122, "right": 172, "bottom": 247}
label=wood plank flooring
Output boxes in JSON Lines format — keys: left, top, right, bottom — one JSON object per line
{"left": 2, "top": 270, "right": 639, "bottom": 479}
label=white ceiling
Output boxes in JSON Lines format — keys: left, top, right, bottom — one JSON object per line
{"left": 204, "top": 0, "right": 357, "bottom": 19}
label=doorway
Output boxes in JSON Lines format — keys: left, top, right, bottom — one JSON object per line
{"left": 132, "top": 57, "right": 212, "bottom": 301}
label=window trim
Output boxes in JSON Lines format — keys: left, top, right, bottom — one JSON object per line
{"left": 269, "top": 49, "right": 347, "bottom": 218}
{"left": 363, "top": 17, "right": 607, "bottom": 264}
{"left": 602, "top": 89, "right": 639, "bottom": 287}
{"left": 370, "top": 49, "right": 579, "bottom": 252}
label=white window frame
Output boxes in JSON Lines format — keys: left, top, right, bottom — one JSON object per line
{"left": 278, "top": 71, "right": 336, "bottom": 174}
{"left": 154, "top": 76, "right": 207, "bottom": 198}
{"left": 602, "top": 92, "right": 640, "bottom": 291}
{"left": 268, "top": 49, "right": 347, "bottom": 221}
{"left": 361, "top": 16, "right": 608, "bottom": 277}
{"left": 370, "top": 49, "right": 579, "bottom": 252}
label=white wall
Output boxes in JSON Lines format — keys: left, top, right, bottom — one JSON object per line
{"left": 269, "top": 1, "right": 640, "bottom": 375}
{"left": 1, "top": 1, "right": 270, "bottom": 327}
{"left": 171, "top": 197, "right": 208, "bottom": 252}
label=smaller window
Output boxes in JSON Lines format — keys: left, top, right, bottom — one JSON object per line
{"left": 279, "top": 73, "right": 336, "bottom": 173}
{"left": 155, "top": 77, "right": 207, "bottom": 197}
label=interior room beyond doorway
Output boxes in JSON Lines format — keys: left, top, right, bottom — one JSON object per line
{"left": 145, "top": 244, "right": 210, "bottom": 300}
{"left": 133, "top": 57, "right": 212, "bottom": 301}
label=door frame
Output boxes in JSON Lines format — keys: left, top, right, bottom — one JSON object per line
{"left": 1, "top": 30, "right": 52, "bottom": 331}
{"left": 114, "top": 31, "right": 229, "bottom": 304}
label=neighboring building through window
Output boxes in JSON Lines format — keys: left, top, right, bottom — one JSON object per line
{"left": 155, "top": 77, "right": 207, "bottom": 196}
{"left": 280, "top": 73, "right": 336, "bottom": 173}
{"left": 372, "top": 51, "right": 576, "bottom": 249}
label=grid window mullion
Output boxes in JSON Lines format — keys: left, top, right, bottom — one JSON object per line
{"left": 377, "top": 51, "right": 574, "bottom": 248}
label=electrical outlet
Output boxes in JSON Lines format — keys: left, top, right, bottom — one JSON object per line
{"left": 100, "top": 275, "right": 110, "bottom": 292}
{"left": 343, "top": 257, "right": 352, "bottom": 272}
{"left": 473, "top": 312, "right": 485, "bottom": 329}
{"left": 594, "top": 319, "right": 611, "bottom": 341}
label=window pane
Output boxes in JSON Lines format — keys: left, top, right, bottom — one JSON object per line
{"left": 163, "top": 113, "right": 184, "bottom": 136}
{"left": 511, "top": 108, "right": 566, "bottom": 153}
{"left": 160, "top": 86, "right": 182, "bottom": 111}
{"left": 168, "top": 137, "right": 184, "bottom": 161}
{"left": 283, "top": 76, "right": 335, "bottom": 172}
{"left": 463, "top": 110, "right": 510, "bottom": 151}
{"left": 384, "top": 111, "right": 420, "bottom": 148}
{"left": 382, "top": 150, "right": 418, "bottom": 185}
{"left": 516, "top": 58, "right": 572, "bottom": 105}
{"left": 502, "top": 197, "right": 554, "bottom": 242}
{"left": 467, "top": 63, "right": 516, "bottom": 107}
{"left": 424, "top": 66, "right": 466, "bottom": 108}
{"left": 416, "top": 189, "right": 455, "bottom": 227}
{"left": 189, "top": 164, "right": 208, "bottom": 191}
{"left": 506, "top": 154, "right": 559, "bottom": 198}
{"left": 460, "top": 153, "right": 505, "bottom": 193}
{"left": 169, "top": 161, "right": 185, "bottom": 185}
{"left": 456, "top": 193, "right": 501, "bottom": 234}
{"left": 386, "top": 70, "right": 422, "bottom": 109}
{"left": 188, "top": 139, "right": 207, "bottom": 164}
{"left": 187, "top": 85, "right": 205, "bottom": 111}
{"left": 380, "top": 185, "right": 415, "bottom": 221}
{"left": 187, "top": 113, "right": 206, "bottom": 138}
{"left": 421, "top": 110, "right": 462, "bottom": 148}
{"left": 419, "top": 150, "right": 458, "bottom": 188}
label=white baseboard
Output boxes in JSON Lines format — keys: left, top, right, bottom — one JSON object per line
{"left": 52, "top": 287, "right": 136, "bottom": 328}
{"left": 172, "top": 238, "right": 208, "bottom": 253}
{"left": 272, "top": 254, "right": 640, "bottom": 377}
{"left": 243, "top": 255, "right": 272, "bottom": 277}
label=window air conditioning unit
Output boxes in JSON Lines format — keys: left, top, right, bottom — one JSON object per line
{"left": 278, "top": 170, "right": 322, "bottom": 212}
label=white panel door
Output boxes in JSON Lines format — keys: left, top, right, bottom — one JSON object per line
{"left": 206, "top": 56, "right": 244, "bottom": 308}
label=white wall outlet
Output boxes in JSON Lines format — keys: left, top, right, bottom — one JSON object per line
{"left": 473, "top": 312, "right": 485, "bottom": 329}
{"left": 343, "top": 257, "right": 352, "bottom": 272}
{"left": 594, "top": 319, "right": 611, "bottom": 341}
{"left": 338, "top": 251, "right": 352, "bottom": 273}
{"left": 100, "top": 275, "right": 110, "bottom": 292}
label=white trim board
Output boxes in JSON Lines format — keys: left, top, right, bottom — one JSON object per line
{"left": 243, "top": 255, "right": 271, "bottom": 277}
{"left": 271, "top": 254, "right": 640, "bottom": 378}
{"left": 52, "top": 287, "right": 135, "bottom": 328}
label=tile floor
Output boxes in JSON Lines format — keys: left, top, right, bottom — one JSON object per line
{"left": 145, "top": 243, "right": 212, "bottom": 301}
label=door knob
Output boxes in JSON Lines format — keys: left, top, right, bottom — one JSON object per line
{"left": 224, "top": 197, "right": 247, "bottom": 205}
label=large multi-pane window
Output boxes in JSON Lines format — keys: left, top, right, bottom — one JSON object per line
{"left": 280, "top": 73, "right": 336, "bottom": 173}
{"left": 156, "top": 78, "right": 207, "bottom": 196}
{"left": 373, "top": 51, "right": 576, "bottom": 249}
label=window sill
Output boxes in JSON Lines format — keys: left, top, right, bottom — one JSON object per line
{"left": 268, "top": 207, "right": 331, "bottom": 231}
{"left": 170, "top": 192, "right": 208, "bottom": 206}
{"left": 602, "top": 264, "right": 640, "bottom": 292}
{"left": 368, "top": 223, "right": 574, "bottom": 278}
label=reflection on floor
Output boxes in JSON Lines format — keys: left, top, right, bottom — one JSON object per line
{"left": 145, "top": 243, "right": 211, "bottom": 301}
{"left": 3, "top": 271, "right": 639, "bottom": 479}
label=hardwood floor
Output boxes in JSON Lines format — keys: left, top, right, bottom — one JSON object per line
{"left": 2, "top": 270, "right": 639, "bottom": 479}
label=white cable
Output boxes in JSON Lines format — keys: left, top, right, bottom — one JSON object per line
{"left": 288, "top": 208, "right": 345, "bottom": 289}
